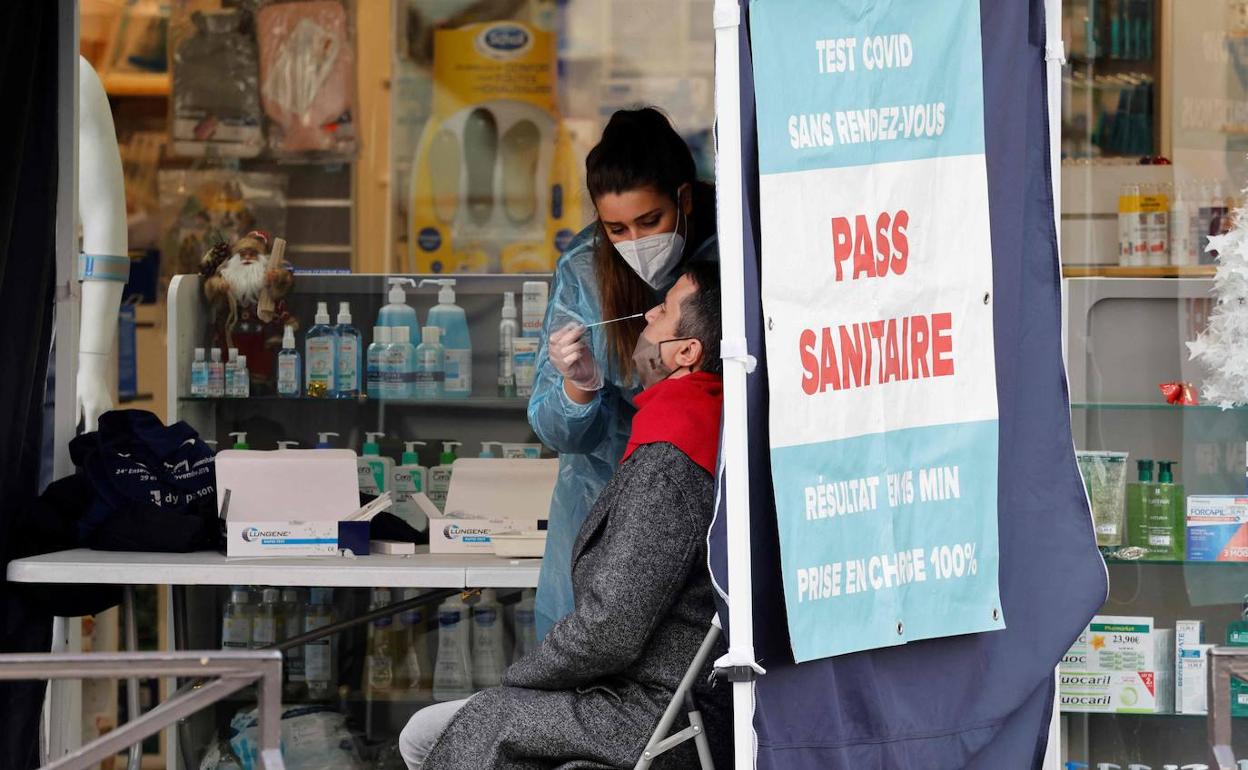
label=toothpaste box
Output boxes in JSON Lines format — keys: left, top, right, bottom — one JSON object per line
{"left": 1178, "top": 644, "right": 1215, "bottom": 714}
{"left": 1186, "top": 496, "right": 1248, "bottom": 561}
{"left": 1175, "top": 620, "right": 1205, "bottom": 709}
{"left": 1060, "top": 615, "right": 1157, "bottom": 713}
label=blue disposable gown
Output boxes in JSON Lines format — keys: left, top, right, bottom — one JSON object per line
{"left": 528, "top": 223, "right": 717, "bottom": 636}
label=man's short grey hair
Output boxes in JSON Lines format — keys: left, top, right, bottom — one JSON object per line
{"left": 675, "top": 260, "right": 722, "bottom": 375}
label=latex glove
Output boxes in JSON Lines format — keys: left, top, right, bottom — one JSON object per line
{"left": 549, "top": 322, "right": 604, "bottom": 392}
{"left": 77, "top": 350, "right": 114, "bottom": 432}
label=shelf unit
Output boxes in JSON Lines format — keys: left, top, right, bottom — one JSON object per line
{"left": 164, "top": 271, "right": 553, "bottom": 769}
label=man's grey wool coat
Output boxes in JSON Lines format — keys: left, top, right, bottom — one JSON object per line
{"left": 422, "top": 441, "right": 731, "bottom": 769}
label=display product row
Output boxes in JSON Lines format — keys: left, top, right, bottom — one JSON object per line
{"left": 1117, "top": 180, "right": 1236, "bottom": 267}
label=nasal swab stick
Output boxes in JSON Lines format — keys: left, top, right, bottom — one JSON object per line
{"left": 583, "top": 313, "right": 644, "bottom": 329}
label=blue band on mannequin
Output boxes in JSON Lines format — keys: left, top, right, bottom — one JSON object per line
{"left": 78, "top": 253, "right": 131, "bottom": 283}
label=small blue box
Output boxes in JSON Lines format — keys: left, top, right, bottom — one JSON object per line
{"left": 337, "top": 521, "right": 371, "bottom": 556}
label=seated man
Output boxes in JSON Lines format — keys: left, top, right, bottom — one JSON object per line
{"left": 401, "top": 260, "right": 730, "bottom": 770}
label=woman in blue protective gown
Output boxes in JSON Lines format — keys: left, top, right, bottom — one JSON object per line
{"left": 528, "top": 107, "right": 718, "bottom": 637}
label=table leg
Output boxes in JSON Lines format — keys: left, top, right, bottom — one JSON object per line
{"left": 123, "top": 586, "right": 142, "bottom": 770}
{"left": 172, "top": 585, "right": 195, "bottom": 770}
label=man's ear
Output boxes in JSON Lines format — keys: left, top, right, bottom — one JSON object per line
{"left": 673, "top": 337, "right": 702, "bottom": 371}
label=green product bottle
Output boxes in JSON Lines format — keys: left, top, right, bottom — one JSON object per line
{"left": 1144, "top": 461, "right": 1184, "bottom": 561}
{"left": 1127, "top": 459, "right": 1154, "bottom": 551}
{"left": 1229, "top": 595, "right": 1248, "bottom": 716}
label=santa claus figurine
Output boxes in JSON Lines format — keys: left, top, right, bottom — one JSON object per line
{"left": 200, "top": 230, "right": 296, "bottom": 393}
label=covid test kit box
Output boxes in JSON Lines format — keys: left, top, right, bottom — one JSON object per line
{"left": 216, "top": 449, "right": 360, "bottom": 557}
{"left": 1186, "top": 496, "right": 1248, "bottom": 562}
{"left": 429, "top": 458, "right": 557, "bottom": 553}
{"left": 1060, "top": 616, "right": 1159, "bottom": 714}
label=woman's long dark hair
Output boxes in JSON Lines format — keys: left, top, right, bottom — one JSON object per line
{"left": 585, "top": 107, "right": 712, "bottom": 380}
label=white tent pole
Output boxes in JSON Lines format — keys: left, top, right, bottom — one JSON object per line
{"left": 1042, "top": 1, "right": 1066, "bottom": 768}
{"left": 712, "top": 2, "right": 765, "bottom": 768}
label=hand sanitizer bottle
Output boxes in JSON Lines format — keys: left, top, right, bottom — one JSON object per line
{"left": 334, "top": 302, "right": 362, "bottom": 399}
{"left": 478, "top": 441, "right": 500, "bottom": 458}
{"left": 471, "top": 589, "right": 506, "bottom": 688}
{"left": 208, "top": 348, "right": 226, "bottom": 397}
{"left": 277, "top": 326, "right": 301, "bottom": 398}
{"left": 382, "top": 326, "right": 416, "bottom": 400}
{"left": 315, "top": 432, "right": 340, "bottom": 449}
{"left": 498, "top": 292, "right": 518, "bottom": 397}
{"left": 391, "top": 441, "right": 429, "bottom": 531}
{"left": 366, "top": 588, "right": 397, "bottom": 697}
{"left": 305, "top": 301, "right": 337, "bottom": 398}
{"left": 378, "top": 277, "right": 420, "bottom": 346}
{"left": 304, "top": 588, "right": 335, "bottom": 701}
{"left": 433, "top": 594, "right": 473, "bottom": 702}
{"left": 222, "top": 586, "right": 253, "bottom": 649}
{"left": 367, "top": 326, "right": 390, "bottom": 399}
{"left": 512, "top": 589, "right": 538, "bottom": 661}
{"left": 191, "top": 348, "right": 209, "bottom": 398}
{"left": 420, "top": 279, "right": 472, "bottom": 398}
{"left": 251, "top": 587, "right": 284, "bottom": 649}
{"left": 235, "top": 355, "right": 250, "bottom": 398}
{"left": 358, "top": 433, "right": 394, "bottom": 496}
{"left": 225, "top": 347, "right": 240, "bottom": 397}
{"left": 414, "top": 326, "right": 445, "bottom": 400}
{"left": 428, "top": 441, "right": 461, "bottom": 512}
{"left": 398, "top": 588, "right": 433, "bottom": 693}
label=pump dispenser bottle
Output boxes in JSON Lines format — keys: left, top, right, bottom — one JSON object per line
{"left": 471, "top": 589, "right": 506, "bottom": 688}
{"left": 420, "top": 279, "right": 472, "bottom": 397}
{"left": 334, "top": 302, "right": 363, "bottom": 399}
{"left": 378, "top": 277, "right": 420, "bottom": 344}
{"left": 230, "top": 432, "right": 249, "bottom": 450}
{"left": 367, "top": 326, "right": 390, "bottom": 399}
{"left": 1146, "top": 460, "right": 1184, "bottom": 560}
{"left": 498, "top": 292, "right": 518, "bottom": 397}
{"left": 358, "top": 432, "right": 395, "bottom": 496}
{"left": 392, "top": 441, "right": 429, "bottom": 531}
{"left": 277, "top": 326, "right": 301, "bottom": 398}
{"left": 478, "top": 441, "right": 501, "bottom": 458}
{"left": 428, "top": 441, "right": 462, "bottom": 512}
{"left": 306, "top": 301, "right": 337, "bottom": 398}
{"left": 1128, "top": 459, "right": 1154, "bottom": 551}
{"left": 433, "top": 594, "right": 473, "bottom": 702}
{"left": 315, "top": 432, "right": 340, "bottom": 449}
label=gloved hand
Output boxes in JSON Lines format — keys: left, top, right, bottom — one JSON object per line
{"left": 549, "top": 322, "right": 604, "bottom": 392}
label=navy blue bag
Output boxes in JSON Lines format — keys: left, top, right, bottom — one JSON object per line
{"left": 67, "top": 409, "right": 221, "bottom": 552}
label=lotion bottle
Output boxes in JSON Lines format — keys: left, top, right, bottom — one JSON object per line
{"left": 382, "top": 326, "right": 416, "bottom": 400}
{"left": 378, "top": 277, "right": 420, "bottom": 345}
{"left": 414, "top": 326, "right": 445, "bottom": 400}
{"left": 428, "top": 441, "right": 461, "bottom": 513}
{"left": 433, "top": 594, "right": 473, "bottom": 702}
{"left": 358, "top": 432, "right": 394, "bottom": 496}
{"left": 391, "top": 441, "right": 429, "bottom": 531}
{"left": 471, "top": 589, "right": 506, "bottom": 688}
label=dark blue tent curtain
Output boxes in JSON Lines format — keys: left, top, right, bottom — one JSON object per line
{"left": 709, "top": 0, "right": 1108, "bottom": 766}
{"left": 0, "top": 1, "right": 63, "bottom": 768}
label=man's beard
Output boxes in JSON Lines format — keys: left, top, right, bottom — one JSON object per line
{"left": 219, "top": 254, "right": 268, "bottom": 306}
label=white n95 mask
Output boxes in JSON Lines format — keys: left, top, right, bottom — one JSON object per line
{"left": 613, "top": 208, "right": 686, "bottom": 290}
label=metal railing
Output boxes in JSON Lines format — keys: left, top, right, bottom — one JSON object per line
{"left": 0, "top": 649, "right": 286, "bottom": 770}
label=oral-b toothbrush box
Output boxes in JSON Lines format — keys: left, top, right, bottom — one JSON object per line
{"left": 1185, "top": 496, "right": 1248, "bottom": 561}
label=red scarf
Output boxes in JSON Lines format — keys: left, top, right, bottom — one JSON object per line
{"left": 623, "top": 371, "right": 724, "bottom": 475}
